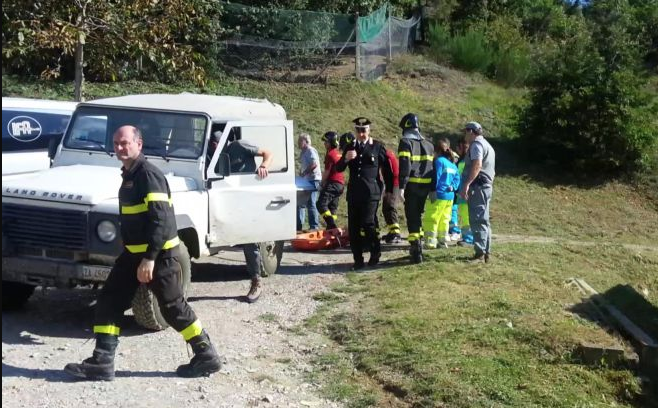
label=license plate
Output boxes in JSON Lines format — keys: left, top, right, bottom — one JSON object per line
{"left": 81, "top": 265, "right": 112, "bottom": 281}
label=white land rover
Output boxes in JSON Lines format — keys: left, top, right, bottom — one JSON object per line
{"left": 2, "top": 93, "right": 297, "bottom": 329}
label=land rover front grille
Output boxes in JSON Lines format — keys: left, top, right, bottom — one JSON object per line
{"left": 2, "top": 204, "right": 88, "bottom": 251}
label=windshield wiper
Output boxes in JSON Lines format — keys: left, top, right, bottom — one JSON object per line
{"left": 78, "top": 139, "right": 113, "bottom": 157}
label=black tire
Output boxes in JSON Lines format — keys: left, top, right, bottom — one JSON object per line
{"left": 131, "top": 241, "right": 192, "bottom": 331}
{"left": 259, "top": 240, "right": 284, "bottom": 277}
{"left": 2, "top": 281, "right": 36, "bottom": 311}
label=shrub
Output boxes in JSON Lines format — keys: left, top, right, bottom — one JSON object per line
{"left": 427, "top": 22, "right": 452, "bottom": 64}
{"left": 519, "top": 14, "right": 657, "bottom": 172}
{"left": 485, "top": 15, "right": 533, "bottom": 86}
{"left": 448, "top": 28, "right": 493, "bottom": 73}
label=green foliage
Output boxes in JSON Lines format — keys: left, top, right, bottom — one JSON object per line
{"left": 485, "top": 15, "right": 533, "bottom": 86}
{"left": 1, "top": 0, "right": 224, "bottom": 84}
{"left": 426, "top": 22, "right": 451, "bottom": 64}
{"left": 448, "top": 28, "right": 493, "bottom": 73}
{"left": 520, "top": 6, "right": 657, "bottom": 172}
{"left": 428, "top": 19, "right": 530, "bottom": 86}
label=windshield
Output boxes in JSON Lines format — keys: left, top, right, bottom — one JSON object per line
{"left": 63, "top": 106, "right": 208, "bottom": 159}
{"left": 2, "top": 109, "right": 71, "bottom": 152}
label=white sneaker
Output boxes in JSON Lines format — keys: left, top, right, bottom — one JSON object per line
{"left": 450, "top": 233, "right": 461, "bottom": 242}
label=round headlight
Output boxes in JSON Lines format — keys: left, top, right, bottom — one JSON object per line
{"left": 97, "top": 220, "right": 117, "bottom": 243}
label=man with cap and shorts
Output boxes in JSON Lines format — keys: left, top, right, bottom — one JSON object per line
{"left": 336, "top": 118, "right": 394, "bottom": 270}
{"left": 459, "top": 121, "right": 496, "bottom": 263}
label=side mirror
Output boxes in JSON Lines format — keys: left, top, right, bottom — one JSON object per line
{"left": 216, "top": 153, "right": 231, "bottom": 177}
{"left": 48, "top": 135, "right": 63, "bottom": 161}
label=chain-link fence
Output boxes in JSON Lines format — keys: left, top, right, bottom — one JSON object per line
{"left": 218, "top": 2, "right": 420, "bottom": 82}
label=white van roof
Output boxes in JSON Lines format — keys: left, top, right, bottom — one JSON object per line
{"left": 82, "top": 93, "right": 287, "bottom": 121}
{"left": 2, "top": 97, "right": 78, "bottom": 114}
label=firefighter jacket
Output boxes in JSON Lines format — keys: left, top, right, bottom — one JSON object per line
{"left": 397, "top": 129, "right": 434, "bottom": 189}
{"left": 119, "top": 154, "right": 180, "bottom": 260}
{"left": 336, "top": 138, "right": 393, "bottom": 202}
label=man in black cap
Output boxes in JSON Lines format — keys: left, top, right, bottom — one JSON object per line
{"left": 336, "top": 117, "right": 394, "bottom": 270}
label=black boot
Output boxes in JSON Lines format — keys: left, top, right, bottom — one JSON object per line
{"left": 176, "top": 330, "right": 222, "bottom": 378}
{"left": 410, "top": 241, "right": 423, "bottom": 264}
{"left": 368, "top": 240, "right": 381, "bottom": 266}
{"left": 64, "top": 334, "right": 117, "bottom": 381}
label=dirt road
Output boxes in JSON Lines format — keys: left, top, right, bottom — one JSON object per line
{"left": 1, "top": 245, "right": 408, "bottom": 408}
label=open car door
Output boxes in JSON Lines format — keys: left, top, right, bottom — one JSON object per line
{"left": 207, "top": 120, "right": 296, "bottom": 246}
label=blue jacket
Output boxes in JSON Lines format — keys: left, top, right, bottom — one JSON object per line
{"left": 434, "top": 156, "right": 460, "bottom": 201}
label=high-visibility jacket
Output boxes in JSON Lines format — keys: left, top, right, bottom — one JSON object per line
{"left": 119, "top": 154, "right": 180, "bottom": 259}
{"left": 397, "top": 129, "right": 434, "bottom": 189}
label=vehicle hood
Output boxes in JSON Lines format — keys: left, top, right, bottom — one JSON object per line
{"left": 2, "top": 164, "right": 198, "bottom": 205}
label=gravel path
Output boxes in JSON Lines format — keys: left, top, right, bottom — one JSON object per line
{"left": 5, "top": 234, "right": 651, "bottom": 408}
{"left": 1, "top": 244, "right": 408, "bottom": 408}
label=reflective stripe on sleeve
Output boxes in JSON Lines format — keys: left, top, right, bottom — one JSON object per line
{"left": 145, "top": 192, "right": 172, "bottom": 204}
{"left": 121, "top": 193, "right": 172, "bottom": 215}
{"left": 121, "top": 203, "right": 148, "bottom": 214}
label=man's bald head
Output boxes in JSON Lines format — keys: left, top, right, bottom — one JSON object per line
{"left": 114, "top": 125, "right": 143, "bottom": 141}
{"left": 113, "top": 125, "right": 143, "bottom": 166}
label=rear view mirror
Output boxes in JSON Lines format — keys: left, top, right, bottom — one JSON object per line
{"left": 48, "top": 135, "right": 63, "bottom": 161}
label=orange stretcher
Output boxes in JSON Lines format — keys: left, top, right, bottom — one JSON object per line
{"left": 291, "top": 228, "right": 350, "bottom": 251}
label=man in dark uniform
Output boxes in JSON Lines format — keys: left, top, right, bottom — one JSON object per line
{"left": 336, "top": 118, "right": 394, "bottom": 270}
{"left": 316, "top": 131, "right": 344, "bottom": 230}
{"left": 397, "top": 113, "right": 434, "bottom": 263}
{"left": 65, "top": 126, "right": 221, "bottom": 381}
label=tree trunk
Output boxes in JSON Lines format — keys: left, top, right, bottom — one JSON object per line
{"left": 74, "top": 31, "right": 85, "bottom": 102}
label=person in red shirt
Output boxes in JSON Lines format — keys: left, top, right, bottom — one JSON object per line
{"left": 316, "top": 131, "right": 345, "bottom": 230}
{"left": 381, "top": 149, "right": 401, "bottom": 243}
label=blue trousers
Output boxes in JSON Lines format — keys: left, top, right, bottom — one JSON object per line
{"left": 297, "top": 181, "right": 321, "bottom": 230}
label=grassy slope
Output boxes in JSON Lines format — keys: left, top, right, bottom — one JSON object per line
{"left": 3, "top": 67, "right": 658, "bottom": 407}
{"left": 311, "top": 243, "right": 657, "bottom": 408}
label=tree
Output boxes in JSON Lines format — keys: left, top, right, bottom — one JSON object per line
{"left": 2, "top": 0, "right": 223, "bottom": 100}
{"left": 519, "top": 5, "right": 657, "bottom": 172}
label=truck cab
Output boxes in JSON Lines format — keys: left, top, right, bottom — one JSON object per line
{"left": 2, "top": 93, "right": 297, "bottom": 329}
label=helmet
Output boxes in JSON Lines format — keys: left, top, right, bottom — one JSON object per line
{"left": 322, "top": 131, "right": 339, "bottom": 148}
{"left": 399, "top": 113, "right": 420, "bottom": 130}
{"left": 339, "top": 132, "right": 355, "bottom": 151}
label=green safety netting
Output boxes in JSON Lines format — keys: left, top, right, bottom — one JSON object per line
{"left": 357, "top": 3, "right": 388, "bottom": 43}
{"left": 217, "top": 1, "right": 419, "bottom": 81}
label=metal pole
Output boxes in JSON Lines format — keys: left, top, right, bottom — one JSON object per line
{"left": 355, "top": 12, "right": 361, "bottom": 80}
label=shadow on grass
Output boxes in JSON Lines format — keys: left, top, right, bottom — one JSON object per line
{"left": 430, "top": 130, "right": 626, "bottom": 190}
{"left": 569, "top": 284, "right": 658, "bottom": 407}
{"left": 489, "top": 138, "right": 617, "bottom": 189}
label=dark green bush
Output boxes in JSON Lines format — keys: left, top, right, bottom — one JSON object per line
{"left": 519, "top": 13, "right": 657, "bottom": 172}
{"left": 448, "top": 28, "right": 493, "bottom": 73}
